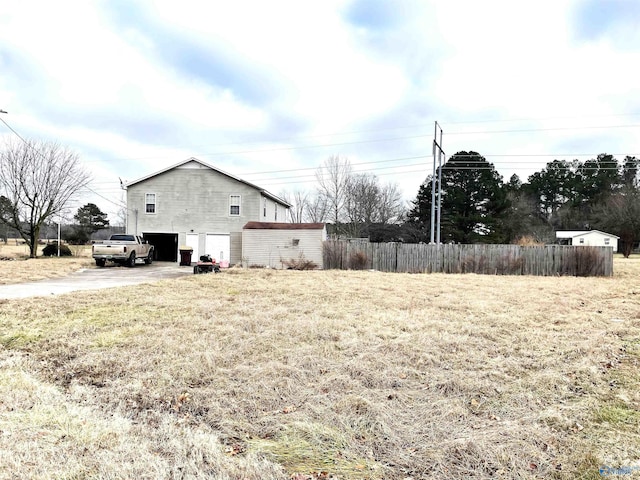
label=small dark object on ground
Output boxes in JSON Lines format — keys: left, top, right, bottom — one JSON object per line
{"left": 43, "top": 242, "right": 72, "bottom": 257}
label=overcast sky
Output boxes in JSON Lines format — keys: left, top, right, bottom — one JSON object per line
{"left": 1, "top": 0, "right": 639, "bottom": 220}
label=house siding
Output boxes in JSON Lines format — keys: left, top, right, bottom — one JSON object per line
{"left": 242, "top": 226, "right": 327, "bottom": 268}
{"left": 126, "top": 160, "right": 288, "bottom": 264}
{"left": 573, "top": 232, "right": 618, "bottom": 250}
{"left": 556, "top": 230, "right": 619, "bottom": 251}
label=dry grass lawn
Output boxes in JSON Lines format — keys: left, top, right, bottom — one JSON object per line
{"left": 0, "top": 244, "right": 93, "bottom": 284}
{"left": 0, "top": 256, "right": 639, "bottom": 479}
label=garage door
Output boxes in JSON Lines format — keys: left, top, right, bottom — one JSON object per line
{"left": 206, "top": 234, "right": 230, "bottom": 264}
{"left": 142, "top": 233, "right": 178, "bottom": 262}
{"left": 186, "top": 233, "right": 199, "bottom": 263}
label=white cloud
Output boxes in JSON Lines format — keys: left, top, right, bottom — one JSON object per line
{"left": 1, "top": 0, "right": 639, "bottom": 220}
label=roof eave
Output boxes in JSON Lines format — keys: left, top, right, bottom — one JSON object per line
{"left": 124, "top": 157, "right": 292, "bottom": 208}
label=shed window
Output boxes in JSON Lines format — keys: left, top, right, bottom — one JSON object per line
{"left": 145, "top": 193, "right": 156, "bottom": 214}
{"left": 579, "top": 238, "right": 584, "bottom": 244}
{"left": 604, "top": 238, "right": 610, "bottom": 245}
{"left": 229, "top": 195, "right": 241, "bottom": 216}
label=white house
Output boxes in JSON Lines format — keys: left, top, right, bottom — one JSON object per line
{"left": 125, "top": 158, "right": 291, "bottom": 264}
{"left": 556, "top": 230, "right": 619, "bottom": 250}
{"left": 242, "top": 222, "right": 327, "bottom": 269}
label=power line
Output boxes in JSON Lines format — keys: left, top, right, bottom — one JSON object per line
{"left": 442, "top": 112, "right": 640, "bottom": 125}
{"left": 446, "top": 124, "right": 640, "bottom": 135}
{"left": 241, "top": 155, "right": 429, "bottom": 177}
{"left": 0, "top": 115, "right": 126, "bottom": 210}
{"left": 75, "top": 112, "right": 640, "bottom": 162}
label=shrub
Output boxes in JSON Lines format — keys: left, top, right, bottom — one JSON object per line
{"left": 322, "top": 241, "right": 343, "bottom": 269}
{"left": 282, "top": 253, "right": 318, "bottom": 270}
{"left": 348, "top": 251, "right": 368, "bottom": 270}
{"left": 64, "top": 228, "right": 90, "bottom": 245}
{"left": 514, "top": 235, "right": 544, "bottom": 246}
{"left": 42, "top": 242, "right": 72, "bottom": 257}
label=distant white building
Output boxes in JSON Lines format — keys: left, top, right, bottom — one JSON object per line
{"left": 556, "top": 230, "right": 619, "bottom": 250}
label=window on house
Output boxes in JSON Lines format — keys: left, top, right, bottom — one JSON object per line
{"left": 274, "top": 204, "right": 278, "bottom": 221}
{"left": 229, "top": 195, "right": 241, "bottom": 216}
{"left": 145, "top": 193, "right": 156, "bottom": 214}
{"left": 263, "top": 198, "right": 267, "bottom": 218}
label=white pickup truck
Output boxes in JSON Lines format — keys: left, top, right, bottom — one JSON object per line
{"left": 92, "top": 234, "right": 154, "bottom": 267}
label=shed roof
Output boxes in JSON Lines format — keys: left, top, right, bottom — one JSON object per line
{"left": 243, "top": 222, "right": 325, "bottom": 230}
{"left": 556, "top": 230, "right": 619, "bottom": 239}
{"left": 125, "top": 157, "right": 291, "bottom": 208}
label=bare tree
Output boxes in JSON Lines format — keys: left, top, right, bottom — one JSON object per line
{"left": 344, "top": 173, "right": 380, "bottom": 237}
{"left": 280, "top": 189, "right": 309, "bottom": 223}
{"left": 115, "top": 206, "right": 127, "bottom": 228}
{"left": 342, "top": 175, "right": 405, "bottom": 237}
{"left": 595, "top": 185, "right": 640, "bottom": 257}
{"left": 377, "top": 181, "right": 405, "bottom": 224}
{"left": 0, "top": 139, "right": 90, "bottom": 257}
{"left": 316, "top": 155, "right": 351, "bottom": 227}
{"left": 305, "top": 192, "right": 329, "bottom": 223}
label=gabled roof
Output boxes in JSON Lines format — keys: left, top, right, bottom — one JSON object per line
{"left": 244, "top": 222, "right": 326, "bottom": 230}
{"left": 125, "top": 157, "right": 291, "bottom": 208}
{"left": 556, "top": 230, "right": 620, "bottom": 239}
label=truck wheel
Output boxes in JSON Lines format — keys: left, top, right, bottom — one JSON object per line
{"left": 127, "top": 252, "right": 136, "bottom": 268}
{"left": 144, "top": 250, "right": 153, "bottom": 265}
{"left": 95, "top": 259, "right": 106, "bottom": 267}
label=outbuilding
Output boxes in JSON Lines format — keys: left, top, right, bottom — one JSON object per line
{"left": 242, "top": 222, "right": 327, "bottom": 269}
{"left": 124, "top": 158, "right": 291, "bottom": 264}
{"left": 556, "top": 230, "right": 619, "bottom": 251}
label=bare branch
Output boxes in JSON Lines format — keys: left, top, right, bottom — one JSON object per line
{"left": 0, "top": 138, "right": 91, "bottom": 257}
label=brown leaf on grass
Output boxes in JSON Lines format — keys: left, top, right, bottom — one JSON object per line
{"left": 224, "top": 443, "right": 245, "bottom": 456}
{"left": 290, "top": 474, "right": 309, "bottom": 480}
{"left": 290, "top": 472, "right": 331, "bottom": 480}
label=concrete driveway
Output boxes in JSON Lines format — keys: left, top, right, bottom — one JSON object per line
{"left": 0, "top": 262, "right": 194, "bottom": 299}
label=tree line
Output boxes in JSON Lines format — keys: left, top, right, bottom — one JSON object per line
{"left": 3, "top": 136, "right": 637, "bottom": 258}
{"left": 280, "top": 155, "right": 406, "bottom": 239}
{"left": 408, "top": 151, "right": 640, "bottom": 256}
{"left": 290, "top": 151, "right": 640, "bottom": 257}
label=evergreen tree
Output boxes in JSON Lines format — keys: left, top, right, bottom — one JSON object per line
{"left": 67, "top": 203, "right": 110, "bottom": 243}
{"left": 408, "top": 151, "right": 510, "bottom": 243}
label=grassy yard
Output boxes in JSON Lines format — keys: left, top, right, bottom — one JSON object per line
{"left": 0, "top": 257, "right": 639, "bottom": 479}
{"left": 0, "top": 244, "right": 93, "bottom": 284}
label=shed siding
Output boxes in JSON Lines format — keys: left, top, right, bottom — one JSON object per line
{"left": 230, "top": 232, "right": 242, "bottom": 265}
{"left": 242, "top": 227, "right": 326, "bottom": 268}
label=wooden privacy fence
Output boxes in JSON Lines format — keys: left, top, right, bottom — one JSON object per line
{"left": 322, "top": 241, "right": 614, "bottom": 276}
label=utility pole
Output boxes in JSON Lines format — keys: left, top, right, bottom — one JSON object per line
{"left": 430, "top": 122, "right": 445, "bottom": 244}
{"left": 436, "top": 135, "right": 444, "bottom": 245}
